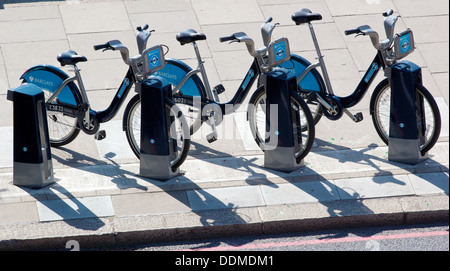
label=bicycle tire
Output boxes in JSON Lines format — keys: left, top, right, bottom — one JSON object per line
{"left": 155, "top": 58, "right": 206, "bottom": 135}
{"left": 123, "top": 94, "right": 191, "bottom": 170}
{"left": 247, "top": 86, "right": 315, "bottom": 163}
{"left": 21, "top": 81, "right": 80, "bottom": 147}
{"left": 371, "top": 78, "right": 441, "bottom": 155}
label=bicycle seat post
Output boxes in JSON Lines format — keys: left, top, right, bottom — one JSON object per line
{"left": 192, "top": 42, "right": 217, "bottom": 102}
{"left": 71, "top": 64, "right": 91, "bottom": 126}
{"left": 308, "top": 23, "right": 334, "bottom": 95}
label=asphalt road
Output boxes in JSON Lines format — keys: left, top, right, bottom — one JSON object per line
{"left": 105, "top": 222, "right": 448, "bottom": 251}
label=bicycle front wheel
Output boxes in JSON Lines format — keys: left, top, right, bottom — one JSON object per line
{"left": 371, "top": 78, "right": 441, "bottom": 155}
{"left": 123, "top": 94, "right": 191, "bottom": 170}
{"left": 248, "top": 87, "right": 315, "bottom": 163}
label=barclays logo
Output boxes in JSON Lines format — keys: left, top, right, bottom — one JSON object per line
{"left": 28, "top": 76, "right": 54, "bottom": 87}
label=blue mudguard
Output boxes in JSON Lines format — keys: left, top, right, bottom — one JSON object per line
{"left": 20, "top": 65, "right": 82, "bottom": 107}
{"left": 280, "top": 54, "right": 326, "bottom": 94}
{"left": 153, "top": 58, "right": 206, "bottom": 98}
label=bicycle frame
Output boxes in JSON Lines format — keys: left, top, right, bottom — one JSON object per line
{"left": 298, "top": 22, "right": 387, "bottom": 112}
{"left": 44, "top": 66, "right": 136, "bottom": 124}
{"left": 172, "top": 57, "right": 262, "bottom": 116}
{"left": 299, "top": 50, "right": 385, "bottom": 109}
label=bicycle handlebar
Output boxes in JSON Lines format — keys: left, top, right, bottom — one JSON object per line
{"left": 93, "top": 42, "right": 112, "bottom": 51}
{"left": 344, "top": 28, "right": 361, "bottom": 36}
{"left": 219, "top": 34, "right": 237, "bottom": 43}
{"left": 136, "top": 24, "right": 149, "bottom": 31}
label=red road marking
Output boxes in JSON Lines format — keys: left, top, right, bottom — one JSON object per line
{"left": 178, "top": 230, "right": 449, "bottom": 251}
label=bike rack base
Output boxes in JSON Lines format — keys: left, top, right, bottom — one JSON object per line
{"left": 138, "top": 77, "right": 180, "bottom": 180}
{"left": 387, "top": 60, "right": 428, "bottom": 165}
{"left": 262, "top": 70, "right": 303, "bottom": 172}
{"left": 7, "top": 84, "right": 54, "bottom": 188}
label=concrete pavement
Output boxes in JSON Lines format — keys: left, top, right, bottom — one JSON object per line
{"left": 0, "top": 0, "right": 448, "bottom": 250}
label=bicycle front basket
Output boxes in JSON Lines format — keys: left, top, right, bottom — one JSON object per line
{"left": 393, "top": 29, "right": 415, "bottom": 60}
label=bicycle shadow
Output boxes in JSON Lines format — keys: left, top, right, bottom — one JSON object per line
{"left": 189, "top": 141, "right": 377, "bottom": 240}
{"left": 50, "top": 146, "right": 255, "bottom": 249}
{"left": 312, "top": 137, "right": 449, "bottom": 193}
{"left": 22, "top": 182, "right": 106, "bottom": 231}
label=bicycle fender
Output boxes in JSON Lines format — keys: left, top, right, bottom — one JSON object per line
{"left": 282, "top": 54, "right": 326, "bottom": 94}
{"left": 20, "top": 64, "right": 82, "bottom": 106}
{"left": 153, "top": 58, "right": 206, "bottom": 98}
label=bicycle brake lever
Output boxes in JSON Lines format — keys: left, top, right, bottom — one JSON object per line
{"left": 355, "top": 33, "right": 365, "bottom": 38}
{"left": 229, "top": 39, "right": 240, "bottom": 44}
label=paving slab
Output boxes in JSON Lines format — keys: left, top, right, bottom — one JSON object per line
{"left": 36, "top": 195, "right": 115, "bottom": 222}
{"left": 191, "top": 0, "right": 264, "bottom": 25}
{"left": 187, "top": 185, "right": 266, "bottom": 211}
{"left": 0, "top": 19, "right": 66, "bottom": 43}
{"left": 129, "top": 10, "right": 200, "bottom": 34}
{"left": 393, "top": 0, "right": 449, "bottom": 17}
{"left": 418, "top": 42, "right": 450, "bottom": 73}
{"left": 324, "top": 0, "right": 396, "bottom": 16}
{"left": 333, "top": 174, "right": 415, "bottom": 199}
{"left": 260, "top": 180, "right": 340, "bottom": 205}
{"left": 59, "top": 1, "right": 132, "bottom": 34}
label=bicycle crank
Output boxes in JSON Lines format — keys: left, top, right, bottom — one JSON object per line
{"left": 316, "top": 94, "right": 343, "bottom": 120}
{"left": 80, "top": 114, "right": 100, "bottom": 135}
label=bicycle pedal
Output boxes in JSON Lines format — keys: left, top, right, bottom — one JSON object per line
{"left": 206, "top": 133, "right": 217, "bottom": 143}
{"left": 354, "top": 112, "right": 363, "bottom": 122}
{"left": 95, "top": 130, "right": 106, "bottom": 140}
{"left": 213, "top": 84, "right": 225, "bottom": 95}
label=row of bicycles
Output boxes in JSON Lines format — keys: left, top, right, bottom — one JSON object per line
{"left": 21, "top": 9, "right": 441, "bottom": 170}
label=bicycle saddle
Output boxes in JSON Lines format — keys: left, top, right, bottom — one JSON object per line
{"left": 291, "top": 8, "right": 322, "bottom": 25}
{"left": 57, "top": 50, "right": 87, "bottom": 66}
{"left": 176, "top": 29, "right": 206, "bottom": 45}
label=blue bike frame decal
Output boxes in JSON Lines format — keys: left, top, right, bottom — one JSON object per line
{"left": 117, "top": 78, "right": 130, "bottom": 98}
{"left": 242, "top": 69, "right": 255, "bottom": 90}
{"left": 364, "top": 63, "right": 379, "bottom": 83}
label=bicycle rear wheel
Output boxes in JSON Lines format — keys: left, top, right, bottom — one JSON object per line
{"left": 248, "top": 86, "right": 315, "bottom": 163}
{"left": 21, "top": 83, "right": 80, "bottom": 147}
{"left": 123, "top": 94, "right": 191, "bottom": 170}
{"left": 371, "top": 78, "right": 441, "bottom": 155}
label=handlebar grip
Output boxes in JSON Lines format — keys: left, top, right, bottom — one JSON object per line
{"left": 137, "top": 24, "right": 149, "bottom": 31}
{"left": 93, "top": 42, "right": 111, "bottom": 51}
{"left": 344, "top": 28, "right": 360, "bottom": 36}
{"left": 219, "top": 35, "right": 236, "bottom": 43}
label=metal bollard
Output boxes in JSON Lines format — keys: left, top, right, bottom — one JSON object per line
{"left": 138, "top": 76, "right": 180, "bottom": 180}
{"left": 7, "top": 84, "right": 54, "bottom": 188}
{"left": 263, "top": 69, "right": 303, "bottom": 172}
{"left": 387, "top": 60, "right": 428, "bottom": 165}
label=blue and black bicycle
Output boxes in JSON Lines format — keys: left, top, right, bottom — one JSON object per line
{"left": 133, "top": 18, "right": 316, "bottom": 162}
{"left": 20, "top": 25, "right": 191, "bottom": 170}
{"left": 285, "top": 9, "right": 441, "bottom": 155}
